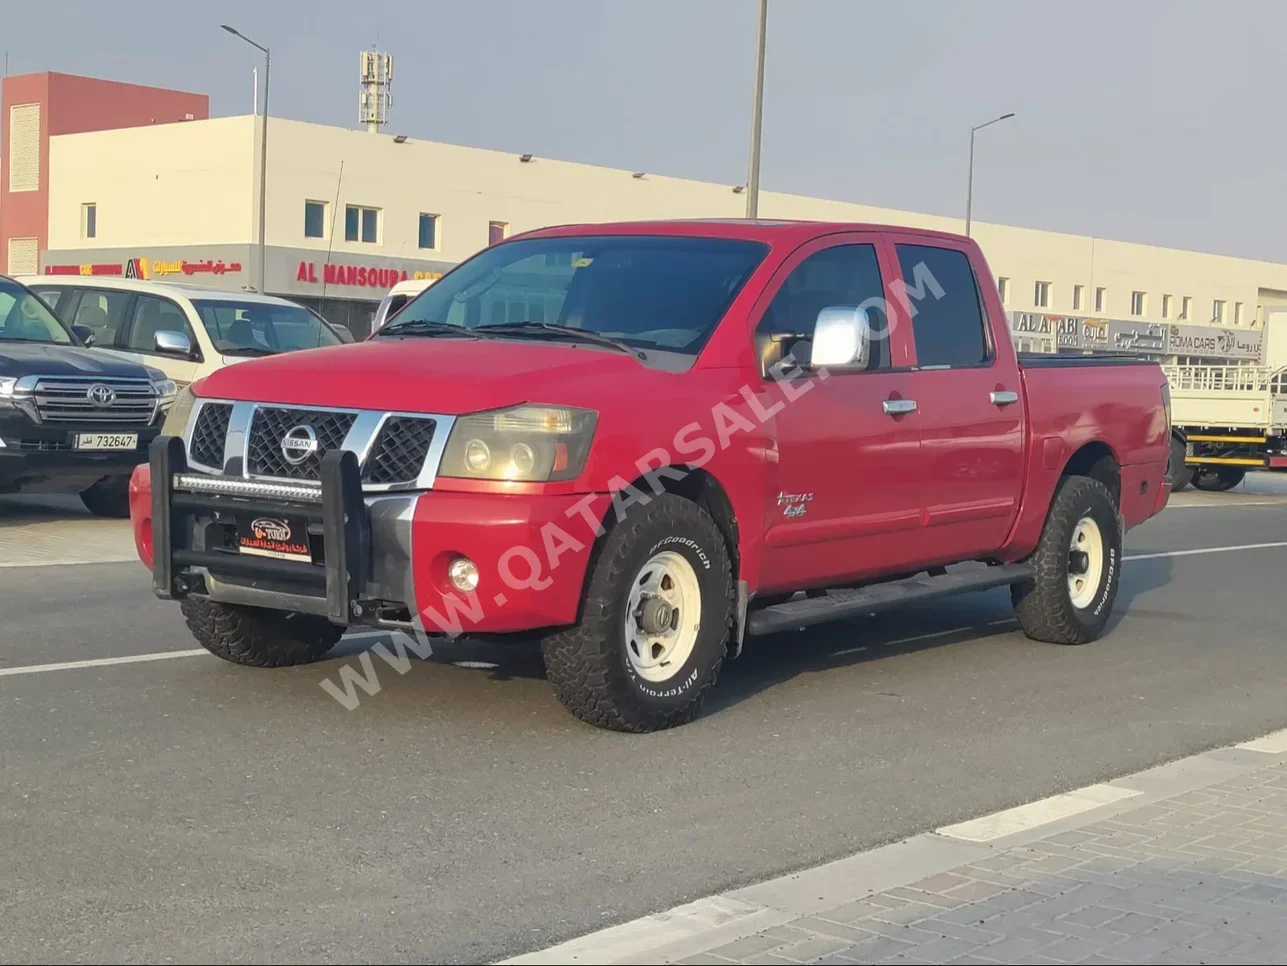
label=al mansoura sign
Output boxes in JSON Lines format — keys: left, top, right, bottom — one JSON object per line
{"left": 45, "top": 257, "right": 242, "bottom": 278}
{"left": 295, "top": 261, "right": 442, "bottom": 288}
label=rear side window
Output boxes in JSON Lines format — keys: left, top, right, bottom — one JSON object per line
{"left": 896, "top": 244, "right": 989, "bottom": 368}
{"left": 71, "top": 289, "right": 132, "bottom": 347}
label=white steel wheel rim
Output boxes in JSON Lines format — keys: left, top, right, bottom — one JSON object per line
{"left": 1067, "top": 516, "right": 1105, "bottom": 609}
{"left": 624, "top": 550, "right": 702, "bottom": 683}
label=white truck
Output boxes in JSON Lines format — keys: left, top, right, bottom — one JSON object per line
{"left": 1009, "top": 309, "right": 1287, "bottom": 491}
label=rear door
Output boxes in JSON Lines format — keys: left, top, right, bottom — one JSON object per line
{"left": 755, "top": 233, "right": 926, "bottom": 591}
{"left": 888, "top": 237, "right": 1025, "bottom": 561}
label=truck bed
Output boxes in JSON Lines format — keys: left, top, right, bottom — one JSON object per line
{"left": 1163, "top": 364, "right": 1287, "bottom": 433}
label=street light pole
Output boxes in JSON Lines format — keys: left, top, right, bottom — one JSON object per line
{"left": 965, "top": 112, "right": 1014, "bottom": 237}
{"left": 745, "top": 0, "right": 768, "bottom": 218}
{"left": 222, "top": 25, "right": 270, "bottom": 294}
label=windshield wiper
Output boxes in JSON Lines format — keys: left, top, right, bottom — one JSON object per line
{"left": 379, "top": 319, "right": 476, "bottom": 339}
{"left": 219, "top": 346, "right": 277, "bottom": 357}
{"left": 473, "top": 321, "right": 644, "bottom": 358}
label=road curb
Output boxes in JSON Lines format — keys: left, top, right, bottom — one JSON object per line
{"left": 498, "top": 726, "right": 1287, "bottom": 965}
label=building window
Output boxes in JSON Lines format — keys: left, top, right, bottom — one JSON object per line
{"left": 8, "top": 103, "right": 40, "bottom": 192}
{"left": 418, "top": 213, "right": 439, "bottom": 250}
{"left": 6, "top": 236, "right": 38, "bottom": 275}
{"left": 1161, "top": 294, "right": 1172, "bottom": 319}
{"left": 1235, "top": 301, "right": 1244, "bottom": 325}
{"left": 304, "top": 201, "right": 327, "bottom": 239}
{"left": 82, "top": 203, "right": 97, "bottom": 240}
{"left": 1095, "top": 287, "right": 1107, "bottom": 313}
{"left": 1034, "top": 280, "right": 1051, "bottom": 308}
{"left": 997, "top": 277, "right": 1010, "bottom": 304}
{"left": 1213, "top": 299, "right": 1226, "bottom": 323}
{"left": 1131, "top": 291, "right": 1146, "bottom": 317}
{"left": 345, "top": 205, "right": 380, "bottom": 243}
{"left": 1072, "top": 284, "right": 1084, "bottom": 312}
{"left": 489, "top": 220, "right": 509, "bottom": 246}
{"left": 1180, "top": 296, "right": 1191, "bottom": 320}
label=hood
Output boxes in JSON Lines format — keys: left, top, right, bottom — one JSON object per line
{"left": 0, "top": 342, "right": 151, "bottom": 379}
{"left": 192, "top": 337, "right": 672, "bottom": 414}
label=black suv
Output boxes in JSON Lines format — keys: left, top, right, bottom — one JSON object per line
{"left": 0, "top": 275, "right": 175, "bottom": 517}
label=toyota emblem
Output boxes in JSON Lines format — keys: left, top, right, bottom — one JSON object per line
{"left": 280, "top": 424, "right": 319, "bottom": 465}
{"left": 86, "top": 384, "right": 117, "bottom": 408}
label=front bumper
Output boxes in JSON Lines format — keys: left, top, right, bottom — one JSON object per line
{"left": 132, "top": 436, "right": 608, "bottom": 634}
{"left": 1, "top": 431, "right": 156, "bottom": 493}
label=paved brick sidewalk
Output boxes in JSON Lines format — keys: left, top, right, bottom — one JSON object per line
{"left": 0, "top": 496, "right": 135, "bottom": 567}
{"left": 506, "top": 730, "right": 1287, "bottom": 965}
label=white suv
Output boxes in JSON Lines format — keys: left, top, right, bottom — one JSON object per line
{"left": 17, "top": 277, "right": 353, "bottom": 387}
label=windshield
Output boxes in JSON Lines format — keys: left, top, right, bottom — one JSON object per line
{"left": 380, "top": 235, "right": 769, "bottom": 354}
{"left": 192, "top": 299, "right": 342, "bottom": 356}
{"left": 0, "top": 279, "right": 74, "bottom": 344}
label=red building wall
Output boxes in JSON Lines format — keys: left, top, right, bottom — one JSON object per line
{"left": 1, "top": 72, "right": 209, "bottom": 273}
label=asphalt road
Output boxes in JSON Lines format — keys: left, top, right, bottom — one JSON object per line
{"left": 4, "top": 489, "right": 1287, "bottom": 963}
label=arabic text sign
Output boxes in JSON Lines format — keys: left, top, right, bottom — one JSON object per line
{"left": 1167, "top": 323, "right": 1262, "bottom": 361}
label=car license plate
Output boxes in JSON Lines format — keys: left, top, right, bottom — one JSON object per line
{"left": 74, "top": 433, "right": 138, "bottom": 451}
{"left": 236, "top": 515, "right": 312, "bottom": 562}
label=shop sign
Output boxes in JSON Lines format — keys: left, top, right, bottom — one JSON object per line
{"left": 1107, "top": 320, "right": 1168, "bottom": 354}
{"left": 44, "top": 256, "right": 242, "bottom": 279}
{"left": 1168, "top": 323, "right": 1261, "bottom": 361}
{"left": 295, "top": 261, "right": 444, "bottom": 288}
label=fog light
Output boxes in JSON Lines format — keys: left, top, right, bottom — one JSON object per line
{"left": 448, "top": 556, "right": 479, "bottom": 592}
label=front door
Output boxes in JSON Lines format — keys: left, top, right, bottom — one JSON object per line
{"left": 888, "top": 238, "right": 1025, "bottom": 562}
{"left": 755, "top": 235, "right": 926, "bottom": 592}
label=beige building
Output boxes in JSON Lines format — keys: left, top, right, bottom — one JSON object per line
{"left": 34, "top": 112, "right": 1287, "bottom": 346}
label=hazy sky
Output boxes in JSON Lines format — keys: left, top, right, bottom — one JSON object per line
{"left": 8, "top": 1, "right": 1286, "bottom": 262}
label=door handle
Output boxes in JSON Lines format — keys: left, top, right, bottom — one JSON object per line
{"left": 882, "top": 398, "right": 917, "bottom": 415}
{"left": 990, "top": 390, "right": 1020, "bottom": 406}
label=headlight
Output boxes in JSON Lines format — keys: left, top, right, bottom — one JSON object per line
{"left": 162, "top": 385, "right": 197, "bottom": 435}
{"left": 439, "top": 404, "right": 597, "bottom": 482}
{"left": 145, "top": 367, "right": 178, "bottom": 409}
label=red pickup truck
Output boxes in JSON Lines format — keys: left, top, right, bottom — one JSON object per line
{"left": 130, "top": 220, "right": 1172, "bottom": 731}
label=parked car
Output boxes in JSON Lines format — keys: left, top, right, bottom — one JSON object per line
{"left": 0, "top": 275, "right": 175, "bottom": 516}
{"left": 371, "top": 276, "right": 436, "bottom": 333}
{"left": 127, "top": 220, "right": 1172, "bottom": 731}
{"left": 16, "top": 277, "right": 351, "bottom": 388}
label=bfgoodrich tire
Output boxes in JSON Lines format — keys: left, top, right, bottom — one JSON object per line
{"left": 1012, "top": 475, "right": 1122, "bottom": 645}
{"left": 80, "top": 477, "right": 131, "bottom": 518}
{"left": 540, "top": 493, "right": 735, "bottom": 733}
{"left": 179, "top": 598, "right": 344, "bottom": 667}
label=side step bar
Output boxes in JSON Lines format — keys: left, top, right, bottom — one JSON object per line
{"left": 746, "top": 562, "right": 1033, "bottom": 637}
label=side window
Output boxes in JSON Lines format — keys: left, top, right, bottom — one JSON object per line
{"left": 895, "top": 244, "right": 989, "bottom": 368}
{"left": 756, "top": 244, "right": 889, "bottom": 369}
{"left": 72, "top": 289, "right": 132, "bottom": 346}
{"left": 126, "top": 295, "right": 194, "bottom": 354}
{"left": 28, "top": 286, "right": 68, "bottom": 317}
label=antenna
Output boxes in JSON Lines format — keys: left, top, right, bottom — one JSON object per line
{"left": 359, "top": 50, "right": 393, "bottom": 133}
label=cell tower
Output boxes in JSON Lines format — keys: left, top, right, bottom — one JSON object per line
{"left": 359, "top": 50, "right": 393, "bottom": 133}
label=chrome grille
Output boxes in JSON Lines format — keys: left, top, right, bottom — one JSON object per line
{"left": 189, "top": 403, "right": 232, "bottom": 469}
{"left": 32, "top": 376, "right": 156, "bottom": 424}
{"left": 362, "top": 417, "right": 437, "bottom": 485}
{"left": 247, "top": 407, "right": 357, "bottom": 480}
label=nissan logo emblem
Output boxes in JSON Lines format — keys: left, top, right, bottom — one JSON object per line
{"left": 86, "top": 384, "right": 117, "bottom": 407}
{"left": 280, "top": 424, "right": 319, "bottom": 465}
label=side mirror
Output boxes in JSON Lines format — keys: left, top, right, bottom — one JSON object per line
{"left": 334, "top": 326, "right": 357, "bottom": 344}
{"left": 810, "top": 306, "right": 871, "bottom": 370}
{"left": 71, "top": 324, "right": 96, "bottom": 347}
{"left": 154, "top": 329, "right": 193, "bottom": 357}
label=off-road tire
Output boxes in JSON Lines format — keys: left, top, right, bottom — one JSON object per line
{"left": 1192, "top": 466, "right": 1246, "bottom": 492}
{"left": 180, "top": 598, "right": 344, "bottom": 667}
{"left": 540, "top": 493, "right": 735, "bottom": 732}
{"left": 1012, "top": 475, "right": 1121, "bottom": 645}
{"left": 80, "top": 477, "right": 131, "bottom": 518}
{"left": 1168, "top": 436, "right": 1194, "bottom": 491}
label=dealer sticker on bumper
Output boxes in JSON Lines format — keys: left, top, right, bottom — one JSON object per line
{"left": 236, "top": 516, "right": 312, "bottom": 562}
